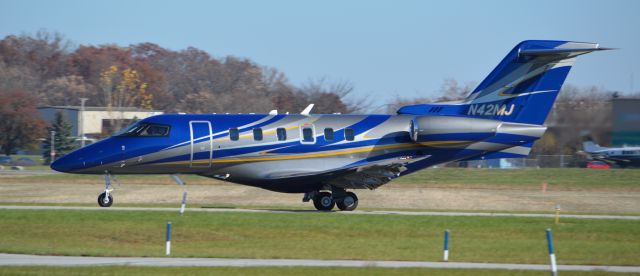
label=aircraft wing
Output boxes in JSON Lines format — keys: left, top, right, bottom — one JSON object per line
{"left": 581, "top": 152, "right": 631, "bottom": 164}
{"left": 323, "top": 161, "right": 411, "bottom": 190}
{"left": 599, "top": 156, "right": 631, "bottom": 163}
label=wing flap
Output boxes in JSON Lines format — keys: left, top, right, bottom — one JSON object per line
{"left": 326, "top": 163, "right": 408, "bottom": 190}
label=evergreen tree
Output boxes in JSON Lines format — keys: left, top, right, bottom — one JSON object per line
{"left": 42, "top": 111, "right": 77, "bottom": 164}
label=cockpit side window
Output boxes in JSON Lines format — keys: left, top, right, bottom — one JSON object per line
{"left": 117, "top": 123, "right": 171, "bottom": 137}
{"left": 139, "top": 124, "right": 170, "bottom": 136}
{"left": 115, "top": 122, "right": 144, "bottom": 136}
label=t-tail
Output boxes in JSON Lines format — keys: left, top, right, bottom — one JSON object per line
{"left": 398, "top": 40, "right": 609, "bottom": 125}
{"left": 583, "top": 140, "right": 606, "bottom": 153}
{"left": 399, "top": 40, "right": 608, "bottom": 159}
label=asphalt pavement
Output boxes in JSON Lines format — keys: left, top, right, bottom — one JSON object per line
{"left": 1, "top": 253, "right": 639, "bottom": 272}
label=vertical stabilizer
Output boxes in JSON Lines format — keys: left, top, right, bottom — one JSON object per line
{"left": 463, "top": 40, "right": 608, "bottom": 125}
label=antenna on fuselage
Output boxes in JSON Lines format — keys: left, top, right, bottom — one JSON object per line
{"left": 301, "top": 104, "right": 314, "bottom": 116}
{"left": 269, "top": 110, "right": 278, "bottom": 115}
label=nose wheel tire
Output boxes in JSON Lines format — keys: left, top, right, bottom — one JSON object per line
{"left": 313, "top": 192, "right": 335, "bottom": 211}
{"left": 98, "top": 192, "right": 113, "bottom": 207}
{"left": 336, "top": 192, "right": 358, "bottom": 211}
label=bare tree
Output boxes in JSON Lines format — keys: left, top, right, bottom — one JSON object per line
{"left": 384, "top": 78, "right": 475, "bottom": 114}
{"left": 298, "top": 78, "right": 371, "bottom": 114}
{"left": 38, "top": 75, "right": 94, "bottom": 106}
{"left": 434, "top": 78, "right": 475, "bottom": 102}
{"left": 534, "top": 84, "right": 614, "bottom": 155}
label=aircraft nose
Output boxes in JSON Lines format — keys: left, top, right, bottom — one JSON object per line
{"left": 50, "top": 155, "right": 72, "bottom": 172}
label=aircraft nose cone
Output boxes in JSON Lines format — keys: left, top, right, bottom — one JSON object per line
{"left": 50, "top": 156, "right": 71, "bottom": 172}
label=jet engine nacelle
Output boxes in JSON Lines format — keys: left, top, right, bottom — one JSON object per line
{"left": 409, "top": 116, "right": 546, "bottom": 147}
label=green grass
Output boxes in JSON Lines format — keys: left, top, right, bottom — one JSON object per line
{"left": 395, "top": 167, "right": 640, "bottom": 189}
{"left": 4, "top": 168, "right": 639, "bottom": 190}
{"left": 0, "top": 210, "right": 638, "bottom": 266}
{"left": 0, "top": 266, "right": 634, "bottom": 276}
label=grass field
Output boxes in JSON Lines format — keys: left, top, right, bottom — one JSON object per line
{"left": 2, "top": 167, "right": 639, "bottom": 214}
{"left": 0, "top": 266, "right": 633, "bottom": 276}
{"left": 394, "top": 168, "right": 640, "bottom": 189}
{"left": 3, "top": 168, "right": 639, "bottom": 190}
{"left": 0, "top": 209, "right": 638, "bottom": 266}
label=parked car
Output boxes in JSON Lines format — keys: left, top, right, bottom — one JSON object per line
{"left": 0, "top": 156, "right": 12, "bottom": 165}
{"left": 14, "top": 157, "right": 37, "bottom": 166}
{"left": 586, "top": 161, "right": 611, "bottom": 169}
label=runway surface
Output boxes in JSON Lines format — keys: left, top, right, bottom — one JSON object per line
{"left": 1, "top": 205, "right": 639, "bottom": 220}
{"left": 1, "top": 253, "right": 639, "bottom": 272}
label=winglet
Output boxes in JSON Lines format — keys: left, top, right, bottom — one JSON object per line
{"left": 269, "top": 110, "right": 278, "bottom": 115}
{"left": 301, "top": 104, "right": 314, "bottom": 115}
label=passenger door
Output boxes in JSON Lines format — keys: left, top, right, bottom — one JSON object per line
{"left": 189, "top": 121, "right": 212, "bottom": 168}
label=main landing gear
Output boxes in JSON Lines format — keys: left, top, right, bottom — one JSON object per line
{"left": 305, "top": 189, "right": 359, "bottom": 211}
{"left": 98, "top": 171, "right": 114, "bottom": 207}
{"left": 336, "top": 192, "right": 358, "bottom": 211}
{"left": 312, "top": 192, "right": 335, "bottom": 211}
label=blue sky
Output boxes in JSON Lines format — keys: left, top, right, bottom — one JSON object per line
{"left": 2, "top": 0, "right": 639, "bottom": 107}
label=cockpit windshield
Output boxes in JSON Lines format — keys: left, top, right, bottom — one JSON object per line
{"left": 115, "top": 122, "right": 171, "bottom": 137}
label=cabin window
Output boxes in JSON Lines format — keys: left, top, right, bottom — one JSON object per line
{"left": 324, "top": 128, "right": 334, "bottom": 141}
{"left": 117, "top": 123, "right": 170, "bottom": 137}
{"left": 276, "top": 128, "right": 287, "bottom": 141}
{"left": 302, "top": 127, "right": 315, "bottom": 143}
{"left": 229, "top": 128, "right": 239, "bottom": 141}
{"left": 345, "top": 128, "right": 355, "bottom": 141}
{"left": 253, "top": 128, "right": 263, "bottom": 141}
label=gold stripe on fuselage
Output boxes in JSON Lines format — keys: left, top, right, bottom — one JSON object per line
{"left": 418, "top": 140, "right": 472, "bottom": 146}
{"left": 163, "top": 143, "right": 418, "bottom": 165}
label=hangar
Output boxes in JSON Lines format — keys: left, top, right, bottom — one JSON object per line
{"left": 611, "top": 98, "right": 640, "bottom": 146}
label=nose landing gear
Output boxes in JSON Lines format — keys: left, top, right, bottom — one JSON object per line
{"left": 98, "top": 191, "right": 113, "bottom": 207}
{"left": 98, "top": 171, "right": 114, "bottom": 207}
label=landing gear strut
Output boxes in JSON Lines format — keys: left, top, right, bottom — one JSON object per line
{"left": 98, "top": 171, "right": 114, "bottom": 207}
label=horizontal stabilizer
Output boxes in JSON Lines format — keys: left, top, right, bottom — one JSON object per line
{"left": 519, "top": 47, "right": 611, "bottom": 57}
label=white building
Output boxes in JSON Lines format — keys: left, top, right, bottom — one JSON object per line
{"left": 38, "top": 106, "right": 164, "bottom": 139}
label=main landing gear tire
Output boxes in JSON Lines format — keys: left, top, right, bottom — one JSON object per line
{"left": 336, "top": 192, "right": 358, "bottom": 211}
{"left": 313, "top": 192, "right": 335, "bottom": 211}
{"left": 98, "top": 192, "right": 113, "bottom": 207}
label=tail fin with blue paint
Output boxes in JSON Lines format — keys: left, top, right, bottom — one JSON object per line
{"left": 398, "top": 40, "right": 608, "bottom": 125}
{"left": 463, "top": 40, "right": 608, "bottom": 125}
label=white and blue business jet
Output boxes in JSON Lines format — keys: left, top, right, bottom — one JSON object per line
{"left": 51, "top": 40, "right": 608, "bottom": 211}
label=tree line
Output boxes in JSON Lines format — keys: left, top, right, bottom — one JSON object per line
{"left": 0, "top": 31, "right": 363, "bottom": 115}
